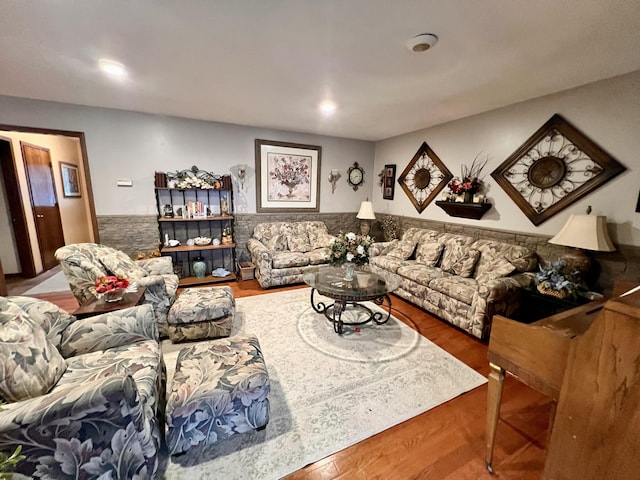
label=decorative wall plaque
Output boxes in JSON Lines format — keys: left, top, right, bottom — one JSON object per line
{"left": 398, "top": 142, "right": 452, "bottom": 214}
{"left": 491, "top": 114, "right": 626, "bottom": 226}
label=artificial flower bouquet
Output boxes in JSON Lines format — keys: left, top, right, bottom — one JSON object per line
{"left": 329, "top": 232, "right": 372, "bottom": 266}
{"left": 92, "top": 275, "right": 136, "bottom": 302}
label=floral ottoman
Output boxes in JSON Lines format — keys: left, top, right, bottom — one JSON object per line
{"left": 165, "top": 334, "right": 271, "bottom": 455}
{"left": 167, "top": 286, "right": 235, "bottom": 342}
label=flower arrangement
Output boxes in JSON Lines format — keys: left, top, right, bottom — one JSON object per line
{"left": 380, "top": 215, "right": 399, "bottom": 241}
{"left": 93, "top": 275, "right": 130, "bottom": 294}
{"left": 167, "top": 165, "right": 222, "bottom": 189}
{"left": 448, "top": 154, "right": 488, "bottom": 195}
{"left": 329, "top": 232, "right": 372, "bottom": 266}
{"left": 535, "top": 260, "right": 581, "bottom": 299}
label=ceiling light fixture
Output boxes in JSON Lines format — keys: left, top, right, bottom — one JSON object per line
{"left": 406, "top": 33, "right": 438, "bottom": 53}
{"left": 98, "top": 58, "right": 128, "bottom": 78}
{"left": 319, "top": 100, "right": 337, "bottom": 116}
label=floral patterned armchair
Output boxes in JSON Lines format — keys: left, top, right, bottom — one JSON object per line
{"left": 55, "top": 243, "right": 179, "bottom": 337}
{"left": 0, "top": 296, "right": 164, "bottom": 479}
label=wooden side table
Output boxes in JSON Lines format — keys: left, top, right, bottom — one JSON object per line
{"left": 512, "top": 288, "right": 591, "bottom": 324}
{"left": 73, "top": 287, "right": 146, "bottom": 319}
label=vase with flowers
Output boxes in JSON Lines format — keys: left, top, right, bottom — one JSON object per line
{"left": 92, "top": 275, "right": 134, "bottom": 302}
{"left": 329, "top": 232, "right": 372, "bottom": 281}
{"left": 535, "top": 259, "right": 583, "bottom": 299}
{"left": 448, "top": 154, "right": 488, "bottom": 203}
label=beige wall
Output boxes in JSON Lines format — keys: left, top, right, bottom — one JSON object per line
{"left": 0, "top": 131, "right": 94, "bottom": 274}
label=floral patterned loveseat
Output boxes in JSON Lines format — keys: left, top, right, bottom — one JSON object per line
{"left": 247, "top": 221, "right": 335, "bottom": 288}
{"left": 370, "top": 227, "right": 538, "bottom": 339}
{"left": 55, "top": 243, "right": 179, "bottom": 337}
{"left": 0, "top": 297, "right": 164, "bottom": 479}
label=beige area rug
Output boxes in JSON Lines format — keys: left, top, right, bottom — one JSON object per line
{"left": 158, "top": 288, "right": 486, "bottom": 479}
{"left": 22, "top": 271, "right": 71, "bottom": 295}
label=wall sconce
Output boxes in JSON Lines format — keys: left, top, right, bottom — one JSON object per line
{"left": 237, "top": 164, "right": 247, "bottom": 190}
{"left": 328, "top": 169, "right": 341, "bottom": 194}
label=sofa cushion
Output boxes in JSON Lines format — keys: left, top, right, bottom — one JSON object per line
{"left": 267, "top": 234, "right": 288, "bottom": 252}
{"left": 439, "top": 234, "right": 475, "bottom": 272}
{"left": 428, "top": 276, "right": 478, "bottom": 305}
{"left": 308, "top": 228, "right": 334, "bottom": 250}
{"left": 286, "top": 232, "right": 312, "bottom": 253}
{"left": 472, "top": 239, "right": 538, "bottom": 275}
{"left": 100, "top": 248, "right": 148, "bottom": 281}
{"left": 442, "top": 248, "right": 480, "bottom": 278}
{"left": 307, "top": 248, "right": 330, "bottom": 265}
{"left": 415, "top": 242, "right": 445, "bottom": 267}
{"left": 0, "top": 299, "right": 67, "bottom": 402}
{"left": 272, "top": 251, "right": 310, "bottom": 269}
{"left": 475, "top": 256, "right": 517, "bottom": 282}
{"left": 385, "top": 238, "right": 417, "bottom": 260}
{"left": 6, "top": 296, "right": 74, "bottom": 351}
{"left": 369, "top": 255, "right": 412, "bottom": 274}
{"left": 396, "top": 264, "right": 448, "bottom": 287}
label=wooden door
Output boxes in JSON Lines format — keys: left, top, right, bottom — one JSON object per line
{"left": 21, "top": 142, "right": 65, "bottom": 271}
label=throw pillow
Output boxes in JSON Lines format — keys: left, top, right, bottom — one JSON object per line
{"left": 475, "top": 257, "right": 517, "bottom": 283}
{"left": 101, "top": 249, "right": 148, "bottom": 281}
{"left": 385, "top": 239, "right": 417, "bottom": 260}
{"left": 286, "top": 232, "right": 312, "bottom": 253}
{"left": 415, "top": 242, "right": 445, "bottom": 267}
{"left": 0, "top": 299, "right": 67, "bottom": 402}
{"left": 309, "top": 230, "right": 334, "bottom": 250}
{"left": 267, "top": 234, "right": 288, "bottom": 252}
{"left": 443, "top": 249, "right": 481, "bottom": 278}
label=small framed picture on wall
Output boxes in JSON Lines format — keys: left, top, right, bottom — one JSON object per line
{"left": 383, "top": 164, "right": 396, "bottom": 200}
{"left": 60, "top": 162, "right": 81, "bottom": 198}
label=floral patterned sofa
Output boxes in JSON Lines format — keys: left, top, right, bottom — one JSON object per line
{"left": 247, "top": 221, "right": 335, "bottom": 288}
{"left": 370, "top": 227, "right": 538, "bottom": 339}
{"left": 55, "top": 243, "right": 179, "bottom": 337}
{"left": 0, "top": 297, "right": 164, "bottom": 479}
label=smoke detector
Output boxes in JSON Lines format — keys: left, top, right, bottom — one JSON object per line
{"left": 406, "top": 33, "right": 438, "bottom": 53}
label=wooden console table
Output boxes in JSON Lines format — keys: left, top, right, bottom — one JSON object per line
{"left": 73, "top": 287, "right": 146, "bottom": 319}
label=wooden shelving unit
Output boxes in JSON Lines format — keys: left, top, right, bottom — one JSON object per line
{"left": 155, "top": 173, "right": 236, "bottom": 286}
{"left": 435, "top": 201, "right": 492, "bottom": 220}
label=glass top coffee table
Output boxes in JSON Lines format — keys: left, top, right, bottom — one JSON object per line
{"left": 302, "top": 265, "right": 401, "bottom": 334}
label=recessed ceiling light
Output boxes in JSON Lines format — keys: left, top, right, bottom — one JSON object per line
{"left": 319, "top": 100, "right": 337, "bottom": 116}
{"left": 98, "top": 59, "right": 128, "bottom": 78}
{"left": 406, "top": 33, "right": 438, "bottom": 53}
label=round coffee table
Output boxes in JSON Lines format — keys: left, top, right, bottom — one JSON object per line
{"left": 302, "top": 265, "right": 400, "bottom": 334}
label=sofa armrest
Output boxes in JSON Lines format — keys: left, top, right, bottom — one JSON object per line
{"left": 0, "top": 375, "right": 151, "bottom": 479}
{"left": 247, "top": 238, "right": 273, "bottom": 263}
{"left": 370, "top": 240, "right": 397, "bottom": 257}
{"left": 136, "top": 256, "right": 173, "bottom": 275}
{"left": 60, "top": 304, "right": 158, "bottom": 357}
{"left": 479, "top": 272, "right": 535, "bottom": 303}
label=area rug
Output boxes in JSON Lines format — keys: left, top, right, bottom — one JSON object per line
{"left": 22, "top": 270, "right": 70, "bottom": 295}
{"left": 158, "top": 288, "right": 486, "bottom": 479}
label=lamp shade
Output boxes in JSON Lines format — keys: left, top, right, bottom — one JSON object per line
{"left": 549, "top": 214, "right": 615, "bottom": 252}
{"left": 356, "top": 201, "right": 376, "bottom": 220}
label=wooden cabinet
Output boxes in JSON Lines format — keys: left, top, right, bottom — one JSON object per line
{"left": 155, "top": 181, "right": 236, "bottom": 286}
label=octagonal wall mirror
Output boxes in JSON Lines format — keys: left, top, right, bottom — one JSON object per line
{"left": 491, "top": 114, "right": 626, "bottom": 226}
{"left": 398, "top": 141, "right": 453, "bottom": 214}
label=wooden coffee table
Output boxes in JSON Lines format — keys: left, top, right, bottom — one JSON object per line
{"left": 73, "top": 287, "right": 146, "bottom": 319}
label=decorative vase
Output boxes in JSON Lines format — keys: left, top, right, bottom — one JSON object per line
{"left": 344, "top": 262, "right": 355, "bottom": 281}
{"left": 192, "top": 256, "right": 207, "bottom": 279}
{"left": 103, "top": 288, "right": 126, "bottom": 303}
{"left": 463, "top": 191, "right": 473, "bottom": 203}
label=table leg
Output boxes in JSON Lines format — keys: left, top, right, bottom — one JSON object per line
{"left": 333, "top": 300, "right": 345, "bottom": 334}
{"left": 485, "top": 362, "right": 505, "bottom": 473}
{"left": 372, "top": 294, "right": 393, "bottom": 324}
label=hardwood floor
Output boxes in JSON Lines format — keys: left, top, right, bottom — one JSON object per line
{"left": 11, "top": 276, "right": 548, "bottom": 479}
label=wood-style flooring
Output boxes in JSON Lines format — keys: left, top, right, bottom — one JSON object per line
{"left": 8, "top": 273, "right": 548, "bottom": 479}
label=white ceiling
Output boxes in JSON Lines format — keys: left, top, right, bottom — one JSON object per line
{"left": 2, "top": 1, "right": 640, "bottom": 141}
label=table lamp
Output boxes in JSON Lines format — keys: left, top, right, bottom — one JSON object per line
{"left": 356, "top": 200, "right": 376, "bottom": 236}
{"left": 548, "top": 211, "right": 615, "bottom": 284}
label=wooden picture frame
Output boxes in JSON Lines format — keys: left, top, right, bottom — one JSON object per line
{"left": 382, "top": 164, "right": 396, "bottom": 200}
{"left": 60, "top": 162, "right": 81, "bottom": 197}
{"left": 255, "top": 139, "right": 321, "bottom": 213}
{"left": 636, "top": 190, "right": 640, "bottom": 213}
{"left": 491, "top": 114, "right": 626, "bottom": 226}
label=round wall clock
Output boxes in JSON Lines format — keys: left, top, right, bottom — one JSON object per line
{"left": 347, "top": 162, "right": 365, "bottom": 191}
{"left": 398, "top": 142, "right": 452, "bottom": 213}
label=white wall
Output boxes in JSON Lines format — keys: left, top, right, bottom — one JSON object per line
{"left": 374, "top": 71, "right": 640, "bottom": 246}
{"left": 0, "top": 97, "right": 375, "bottom": 217}
{"left": 0, "top": 132, "right": 94, "bottom": 273}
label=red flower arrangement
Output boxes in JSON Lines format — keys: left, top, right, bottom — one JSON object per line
{"left": 94, "top": 275, "right": 130, "bottom": 294}
{"left": 447, "top": 154, "right": 488, "bottom": 195}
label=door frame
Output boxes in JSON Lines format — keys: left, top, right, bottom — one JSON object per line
{"left": 0, "top": 124, "right": 98, "bottom": 277}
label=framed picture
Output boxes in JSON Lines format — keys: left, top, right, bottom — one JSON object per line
{"left": 636, "top": 190, "right": 640, "bottom": 213}
{"left": 383, "top": 164, "right": 396, "bottom": 200}
{"left": 255, "top": 139, "right": 321, "bottom": 212}
{"left": 60, "top": 162, "right": 81, "bottom": 197}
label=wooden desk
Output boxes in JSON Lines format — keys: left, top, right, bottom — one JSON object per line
{"left": 73, "top": 287, "right": 146, "bottom": 319}
{"left": 484, "top": 299, "right": 605, "bottom": 472}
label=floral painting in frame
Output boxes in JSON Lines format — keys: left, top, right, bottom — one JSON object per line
{"left": 255, "top": 139, "right": 321, "bottom": 212}
{"left": 60, "top": 162, "right": 81, "bottom": 197}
